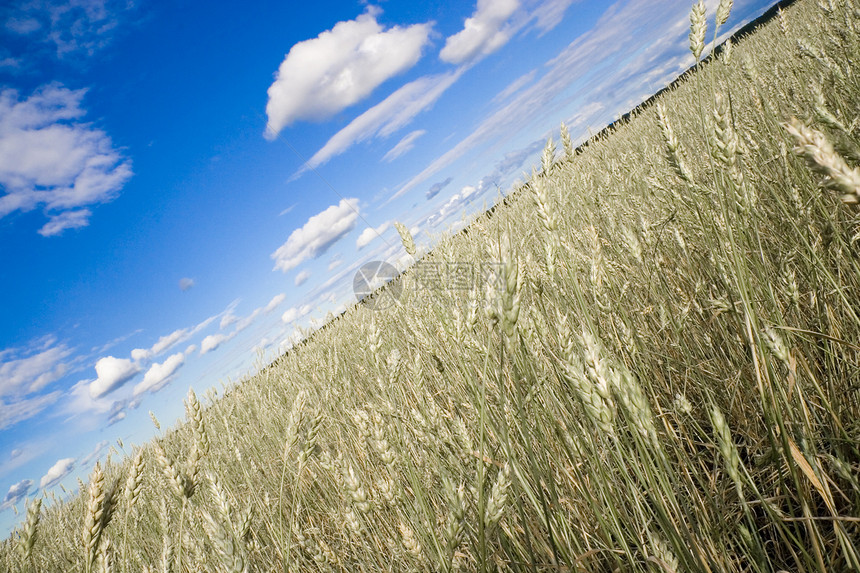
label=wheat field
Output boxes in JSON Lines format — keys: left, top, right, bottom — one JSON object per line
{"left": 4, "top": 0, "right": 860, "bottom": 571}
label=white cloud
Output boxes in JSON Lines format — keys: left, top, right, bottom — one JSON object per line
{"left": 425, "top": 177, "right": 453, "bottom": 200}
{"left": 2, "top": 479, "right": 33, "bottom": 510}
{"left": 38, "top": 208, "right": 92, "bottom": 236}
{"left": 427, "top": 185, "right": 481, "bottom": 227}
{"left": 233, "top": 310, "right": 260, "bottom": 332}
{"left": 440, "top": 0, "right": 519, "bottom": 64}
{"left": 300, "top": 70, "right": 464, "bottom": 173}
{"left": 129, "top": 348, "right": 149, "bottom": 362}
{"left": 383, "top": 129, "right": 426, "bottom": 162}
{"left": 40, "top": 457, "right": 75, "bottom": 489}
{"left": 281, "top": 304, "right": 312, "bottom": 324}
{"left": 220, "top": 313, "right": 237, "bottom": 329}
{"left": 132, "top": 314, "right": 218, "bottom": 362}
{"left": 328, "top": 256, "right": 343, "bottom": 271}
{"left": 0, "top": 84, "right": 132, "bottom": 236}
{"left": 179, "top": 277, "right": 195, "bottom": 291}
{"left": 264, "top": 293, "right": 286, "bottom": 313}
{"left": 0, "top": 338, "right": 71, "bottom": 398}
{"left": 392, "top": 0, "right": 709, "bottom": 202}
{"left": 281, "top": 307, "right": 299, "bottom": 324}
{"left": 67, "top": 380, "right": 114, "bottom": 416}
{"left": 294, "top": 270, "right": 311, "bottom": 287}
{"left": 265, "top": 8, "right": 432, "bottom": 137}
{"left": 133, "top": 352, "right": 184, "bottom": 396}
{"left": 271, "top": 198, "right": 360, "bottom": 272}
{"left": 80, "top": 440, "right": 108, "bottom": 466}
{"left": 527, "top": 0, "right": 581, "bottom": 34}
{"left": 0, "top": 392, "right": 62, "bottom": 431}
{"left": 200, "top": 334, "right": 230, "bottom": 355}
{"left": 6, "top": 0, "right": 134, "bottom": 57}
{"left": 356, "top": 221, "right": 390, "bottom": 249}
{"left": 88, "top": 356, "right": 140, "bottom": 398}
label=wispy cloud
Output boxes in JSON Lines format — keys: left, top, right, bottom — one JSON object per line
{"left": 383, "top": 130, "right": 426, "bottom": 162}
{"left": 440, "top": 0, "right": 520, "bottom": 64}
{"left": 0, "top": 337, "right": 72, "bottom": 398}
{"left": 4, "top": 0, "right": 135, "bottom": 58}
{"left": 0, "top": 337, "right": 71, "bottom": 429}
{"left": 391, "top": 0, "right": 715, "bottom": 202}
{"left": 271, "top": 198, "right": 360, "bottom": 272}
{"left": 298, "top": 70, "right": 465, "bottom": 175}
{"left": 0, "top": 392, "right": 62, "bottom": 431}
{"left": 0, "top": 84, "right": 132, "bottom": 236}
{"left": 80, "top": 440, "right": 108, "bottom": 467}
{"left": 265, "top": 7, "right": 432, "bottom": 137}
{"left": 525, "top": 0, "right": 582, "bottom": 35}
{"left": 131, "top": 314, "right": 218, "bottom": 362}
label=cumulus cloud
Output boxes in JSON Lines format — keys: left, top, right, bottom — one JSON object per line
{"left": 2, "top": 479, "right": 33, "bottom": 510}
{"left": 0, "top": 84, "right": 132, "bottom": 236}
{"left": 88, "top": 356, "right": 140, "bottom": 398}
{"left": 440, "top": 0, "right": 519, "bottom": 64}
{"left": 425, "top": 176, "right": 453, "bottom": 200}
{"left": 294, "top": 270, "right": 311, "bottom": 287}
{"left": 382, "top": 129, "right": 426, "bottom": 162}
{"left": 200, "top": 334, "right": 230, "bottom": 355}
{"left": 40, "top": 457, "right": 75, "bottom": 489}
{"left": 281, "top": 305, "right": 312, "bottom": 324}
{"left": 271, "top": 198, "right": 360, "bottom": 272}
{"left": 265, "top": 8, "right": 432, "bottom": 137}
{"left": 179, "top": 277, "right": 195, "bottom": 291}
{"left": 356, "top": 221, "right": 389, "bottom": 249}
{"left": 300, "top": 70, "right": 464, "bottom": 173}
{"left": 133, "top": 352, "right": 184, "bottom": 396}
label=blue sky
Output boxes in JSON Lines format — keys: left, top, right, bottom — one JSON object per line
{"left": 0, "top": 0, "right": 776, "bottom": 535}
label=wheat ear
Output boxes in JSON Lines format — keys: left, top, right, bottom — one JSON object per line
{"left": 784, "top": 117, "right": 860, "bottom": 203}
